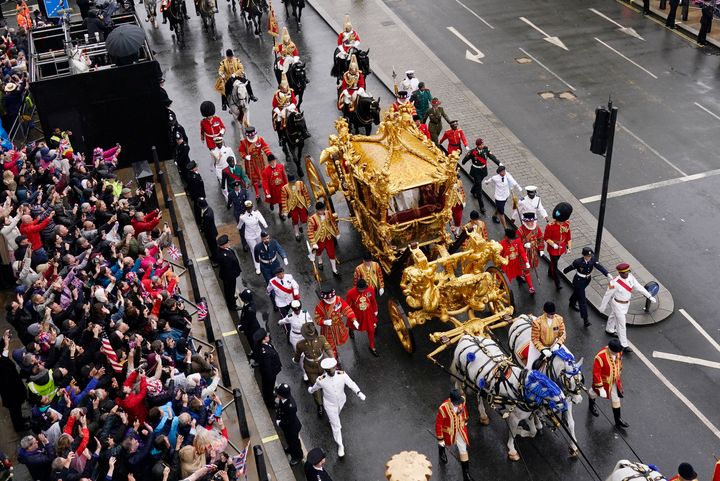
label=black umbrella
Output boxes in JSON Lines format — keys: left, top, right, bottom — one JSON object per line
{"left": 105, "top": 24, "right": 146, "bottom": 58}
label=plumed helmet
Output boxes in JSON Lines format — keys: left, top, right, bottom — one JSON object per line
{"left": 200, "top": 100, "right": 216, "bottom": 117}
{"left": 348, "top": 54, "right": 359, "bottom": 73}
{"left": 281, "top": 26, "right": 291, "bottom": 43}
{"left": 343, "top": 14, "right": 352, "bottom": 31}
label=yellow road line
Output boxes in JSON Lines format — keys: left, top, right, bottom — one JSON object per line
{"left": 222, "top": 330, "right": 238, "bottom": 337}
{"left": 261, "top": 434, "right": 279, "bottom": 443}
{"left": 174, "top": 192, "right": 187, "bottom": 197}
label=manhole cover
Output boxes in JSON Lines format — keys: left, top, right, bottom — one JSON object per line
{"left": 538, "top": 91, "right": 555, "bottom": 100}
{"left": 558, "top": 91, "right": 577, "bottom": 100}
{"left": 515, "top": 57, "right": 532, "bottom": 64}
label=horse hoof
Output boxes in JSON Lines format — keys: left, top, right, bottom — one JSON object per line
{"left": 508, "top": 453, "right": 520, "bottom": 462}
{"left": 569, "top": 448, "right": 579, "bottom": 458}
{"left": 479, "top": 415, "right": 490, "bottom": 426}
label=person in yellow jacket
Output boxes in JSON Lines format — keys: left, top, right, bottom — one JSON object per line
{"left": 527, "top": 301, "right": 566, "bottom": 369}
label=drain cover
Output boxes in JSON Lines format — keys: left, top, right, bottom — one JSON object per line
{"left": 558, "top": 91, "right": 577, "bottom": 100}
{"left": 538, "top": 91, "right": 555, "bottom": 100}
{"left": 515, "top": 57, "right": 532, "bottom": 64}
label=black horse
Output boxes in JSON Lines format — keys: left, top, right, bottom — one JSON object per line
{"left": 282, "top": 0, "right": 304, "bottom": 22}
{"left": 276, "top": 110, "right": 310, "bottom": 176}
{"left": 343, "top": 96, "right": 380, "bottom": 136}
{"left": 241, "top": 0, "right": 266, "bottom": 35}
{"left": 274, "top": 61, "right": 308, "bottom": 108}
{"left": 331, "top": 47, "right": 370, "bottom": 83}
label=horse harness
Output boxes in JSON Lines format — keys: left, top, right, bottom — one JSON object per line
{"left": 616, "top": 461, "right": 666, "bottom": 481}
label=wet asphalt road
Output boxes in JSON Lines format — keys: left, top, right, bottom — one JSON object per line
{"left": 141, "top": 1, "right": 719, "bottom": 479}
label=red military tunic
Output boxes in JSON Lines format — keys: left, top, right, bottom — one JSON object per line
{"left": 345, "top": 286, "right": 377, "bottom": 331}
{"left": 340, "top": 71, "right": 366, "bottom": 92}
{"left": 280, "top": 180, "right": 311, "bottom": 224}
{"left": 518, "top": 224, "right": 544, "bottom": 268}
{"left": 544, "top": 220, "right": 571, "bottom": 256}
{"left": 500, "top": 236, "right": 529, "bottom": 282}
{"left": 353, "top": 261, "right": 384, "bottom": 292}
{"left": 276, "top": 42, "right": 299, "bottom": 59}
{"left": 418, "top": 123, "right": 431, "bottom": 140}
{"left": 337, "top": 30, "right": 360, "bottom": 53}
{"left": 435, "top": 398, "right": 469, "bottom": 446}
{"left": 238, "top": 136, "right": 272, "bottom": 186}
{"left": 314, "top": 297, "right": 354, "bottom": 354}
{"left": 200, "top": 116, "right": 225, "bottom": 150}
{"left": 592, "top": 347, "right": 623, "bottom": 396}
{"left": 439, "top": 128, "right": 468, "bottom": 155}
{"left": 261, "top": 163, "right": 288, "bottom": 206}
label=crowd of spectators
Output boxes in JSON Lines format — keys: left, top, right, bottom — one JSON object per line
{"left": 0, "top": 128, "right": 242, "bottom": 481}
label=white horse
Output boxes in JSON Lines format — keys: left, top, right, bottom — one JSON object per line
{"left": 227, "top": 78, "right": 251, "bottom": 128}
{"left": 145, "top": 0, "right": 159, "bottom": 28}
{"left": 451, "top": 335, "right": 568, "bottom": 461}
{"left": 606, "top": 460, "right": 666, "bottom": 481}
{"left": 508, "top": 314, "right": 584, "bottom": 456}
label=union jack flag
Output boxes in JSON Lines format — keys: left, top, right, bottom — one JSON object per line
{"left": 197, "top": 301, "right": 208, "bottom": 321}
{"left": 167, "top": 244, "right": 181, "bottom": 261}
{"left": 101, "top": 334, "right": 123, "bottom": 373}
{"left": 232, "top": 441, "right": 251, "bottom": 476}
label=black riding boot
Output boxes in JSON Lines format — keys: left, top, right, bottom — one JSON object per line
{"left": 461, "top": 461, "right": 475, "bottom": 481}
{"left": 588, "top": 398, "right": 599, "bottom": 417}
{"left": 613, "top": 407, "right": 629, "bottom": 428}
{"left": 294, "top": 160, "right": 304, "bottom": 178}
{"left": 438, "top": 445, "right": 447, "bottom": 464}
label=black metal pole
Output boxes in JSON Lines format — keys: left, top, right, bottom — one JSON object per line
{"left": 215, "top": 339, "right": 232, "bottom": 387}
{"left": 200, "top": 296, "right": 216, "bottom": 343}
{"left": 165, "top": 196, "right": 179, "bottom": 233}
{"left": 186, "top": 260, "right": 202, "bottom": 302}
{"left": 594, "top": 102, "right": 618, "bottom": 261}
{"left": 253, "top": 445, "right": 269, "bottom": 481}
{"left": 233, "top": 388, "right": 250, "bottom": 439}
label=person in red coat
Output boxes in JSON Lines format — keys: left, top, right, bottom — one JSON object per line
{"left": 436, "top": 389, "right": 474, "bottom": 481}
{"left": 518, "top": 212, "right": 544, "bottom": 283}
{"left": 588, "top": 339, "right": 628, "bottom": 428}
{"left": 345, "top": 279, "right": 379, "bottom": 356}
{"left": 130, "top": 209, "right": 161, "bottom": 235}
{"left": 439, "top": 120, "right": 468, "bottom": 156}
{"left": 544, "top": 216, "right": 572, "bottom": 291}
{"left": 500, "top": 228, "right": 534, "bottom": 294}
{"left": 200, "top": 114, "right": 225, "bottom": 150}
{"left": 239, "top": 126, "right": 274, "bottom": 200}
{"left": 115, "top": 368, "right": 149, "bottom": 423}
{"left": 261, "top": 156, "right": 288, "bottom": 214}
{"left": 414, "top": 115, "right": 431, "bottom": 139}
{"left": 314, "top": 287, "right": 355, "bottom": 361}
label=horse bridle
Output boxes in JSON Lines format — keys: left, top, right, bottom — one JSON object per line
{"left": 353, "top": 98, "right": 375, "bottom": 125}
{"left": 547, "top": 353, "right": 584, "bottom": 397}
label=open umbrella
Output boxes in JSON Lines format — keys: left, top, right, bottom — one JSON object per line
{"left": 105, "top": 24, "right": 146, "bottom": 58}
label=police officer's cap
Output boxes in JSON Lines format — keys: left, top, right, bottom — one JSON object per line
{"left": 470, "top": 210, "right": 480, "bottom": 220}
{"left": 315, "top": 201, "right": 326, "bottom": 211}
{"left": 543, "top": 301, "right": 556, "bottom": 314}
{"left": 197, "top": 198, "right": 208, "bottom": 208}
{"left": 244, "top": 200, "right": 253, "bottom": 207}
{"left": 232, "top": 180, "right": 242, "bottom": 187}
{"left": 275, "top": 383, "right": 290, "bottom": 398}
{"left": 175, "top": 131, "right": 182, "bottom": 140}
{"left": 449, "top": 389, "right": 464, "bottom": 406}
{"left": 307, "top": 448, "right": 326, "bottom": 466}
{"left": 252, "top": 328, "right": 268, "bottom": 344}
{"left": 320, "top": 358, "right": 337, "bottom": 370}
{"left": 186, "top": 161, "right": 197, "bottom": 170}
{"left": 582, "top": 246, "right": 594, "bottom": 256}
{"left": 290, "top": 299, "right": 301, "bottom": 309}
{"left": 217, "top": 235, "right": 230, "bottom": 246}
{"left": 608, "top": 339, "right": 623, "bottom": 353}
{"left": 239, "top": 289, "right": 253, "bottom": 303}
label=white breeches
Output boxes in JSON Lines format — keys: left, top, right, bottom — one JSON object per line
{"left": 589, "top": 383, "right": 621, "bottom": 408}
{"left": 273, "top": 104, "right": 297, "bottom": 120}
{"left": 340, "top": 88, "right": 366, "bottom": 104}
{"left": 245, "top": 234, "right": 262, "bottom": 269}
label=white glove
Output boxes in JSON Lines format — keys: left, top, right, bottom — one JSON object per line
{"left": 357, "top": 392, "right": 366, "bottom": 401}
{"left": 539, "top": 250, "right": 545, "bottom": 258}
{"left": 266, "top": 194, "right": 271, "bottom": 199}
{"left": 374, "top": 312, "right": 378, "bottom": 317}
{"left": 323, "top": 319, "right": 332, "bottom": 326}
{"left": 312, "top": 244, "right": 319, "bottom": 251}
{"left": 353, "top": 320, "right": 359, "bottom": 330}
{"left": 283, "top": 258, "right": 289, "bottom": 266}
{"left": 438, "top": 440, "right": 446, "bottom": 447}
{"left": 524, "top": 242, "right": 531, "bottom": 249}
{"left": 650, "top": 296, "right": 657, "bottom": 303}
{"left": 379, "top": 288, "right": 384, "bottom": 296}
{"left": 244, "top": 155, "right": 251, "bottom": 161}
{"left": 336, "top": 233, "right": 341, "bottom": 240}
{"left": 607, "top": 274, "right": 613, "bottom": 281}
{"left": 550, "top": 343, "right": 560, "bottom": 352}
{"left": 542, "top": 348, "right": 552, "bottom": 358}
{"left": 598, "top": 387, "right": 608, "bottom": 399}
{"left": 567, "top": 246, "right": 572, "bottom": 253}
{"left": 307, "top": 386, "right": 313, "bottom": 394}
{"left": 524, "top": 262, "right": 530, "bottom": 269}
{"left": 276, "top": 419, "right": 281, "bottom": 426}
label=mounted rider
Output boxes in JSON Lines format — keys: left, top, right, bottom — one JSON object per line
{"left": 527, "top": 301, "right": 566, "bottom": 370}
{"left": 276, "top": 27, "right": 300, "bottom": 74}
{"left": 215, "top": 49, "right": 244, "bottom": 111}
{"left": 336, "top": 15, "right": 360, "bottom": 59}
{"left": 337, "top": 54, "right": 367, "bottom": 112}
{"left": 272, "top": 73, "right": 298, "bottom": 130}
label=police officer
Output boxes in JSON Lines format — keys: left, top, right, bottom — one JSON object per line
{"left": 254, "top": 328, "right": 282, "bottom": 408}
{"left": 563, "top": 246, "right": 611, "bottom": 327}
{"left": 294, "top": 323, "right": 334, "bottom": 416}
{"left": 275, "top": 383, "right": 303, "bottom": 466}
{"left": 186, "top": 161, "right": 206, "bottom": 203}
{"left": 461, "top": 138, "right": 500, "bottom": 214}
{"left": 238, "top": 289, "right": 261, "bottom": 358}
{"left": 304, "top": 448, "right": 333, "bottom": 481}
{"left": 254, "top": 231, "right": 289, "bottom": 285}
{"left": 217, "top": 235, "right": 242, "bottom": 310}
{"left": 698, "top": 0, "right": 713, "bottom": 46}
{"left": 308, "top": 357, "right": 365, "bottom": 458}
{"left": 227, "top": 180, "right": 249, "bottom": 223}
{"left": 198, "top": 198, "right": 219, "bottom": 264}
{"left": 175, "top": 131, "right": 191, "bottom": 183}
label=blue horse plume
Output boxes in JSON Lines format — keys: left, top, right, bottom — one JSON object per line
{"left": 524, "top": 370, "right": 567, "bottom": 413}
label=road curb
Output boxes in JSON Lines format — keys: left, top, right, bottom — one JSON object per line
{"left": 306, "top": 0, "right": 674, "bottom": 325}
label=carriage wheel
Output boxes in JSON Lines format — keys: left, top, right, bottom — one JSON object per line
{"left": 305, "top": 155, "right": 336, "bottom": 214}
{"left": 485, "top": 266, "right": 514, "bottom": 314}
{"left": 388, "top": 298, "right": 415, "bottom": 353}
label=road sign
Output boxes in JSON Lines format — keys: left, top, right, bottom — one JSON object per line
{"left": 45, "top": 0, "right": 69, "bottom": 18}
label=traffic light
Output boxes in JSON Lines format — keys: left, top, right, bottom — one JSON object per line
{"left": 590, "top": 106, "right": 611, "bottom": 155}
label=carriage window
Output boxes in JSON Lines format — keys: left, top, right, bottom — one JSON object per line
{"left": 387, "top": 184, "right": 444, "bottom": 224}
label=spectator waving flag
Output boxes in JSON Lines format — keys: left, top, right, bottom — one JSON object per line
{"left": 101, "top": 334, "right": 123, "bottom": 373}
{"left": 167, "top": 244, "right": 181, "bottom": 261}
{"left": 197, "top": 300, "right": 208, "bottom": 321}
{"left": 233, "top": 441, "right": 251, "bottom": 476}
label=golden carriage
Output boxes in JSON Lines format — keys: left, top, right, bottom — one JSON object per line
{"left": 306, "top": 104, "right": 514, "bottom": 353}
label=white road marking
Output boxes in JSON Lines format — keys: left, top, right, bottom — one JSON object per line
{"left": 579, "top": 168, "right": 720, "bottom": 203}
{"left": 447, "top": 27, "right": 485, "bottom": 64}
{"left": 617, "top": 123, "right": 687, "bottom": 176}
{"left": 594, "top": 37, "right": 657, "bottom": 78}
{"left": 694, "top": 102, "right": 720, "bottom": 121}
{"left": 453, "top": 0, "right": 495, "bottom": 29}
{"left": 629, "top": 341, "right": 720, "bottom": 440}
{"left": 679, "top": 308, "right": 720, "bottom": 354}
{"left": 519, "top": 17, "right": 569, "bottom": 50}
{"left": 652, "top": 351, "right": 720, "bottom": 370}
{"left": 589, "top": 8, "right": 645, "bottom": 40}
{"left": 518, "top": 48, "right": 576, "bottom": 91}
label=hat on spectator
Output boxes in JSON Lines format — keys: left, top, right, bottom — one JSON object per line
{"left": 27, "top": 323, "right": 42, "bottom": 337}
{"left": 4, "top": 83, "right": 16, "bottom": 93}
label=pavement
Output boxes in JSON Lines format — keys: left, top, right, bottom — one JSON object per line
{"left": 138, "top": 0, "right": 720, "bottom": 480}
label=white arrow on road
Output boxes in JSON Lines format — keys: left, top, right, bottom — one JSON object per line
{"left": 589, "top": 8, "right": 645, "bottom": 41}
{"left": 447, "top": 26, "right": 485, "bottom": 64}
{"left": 653, "top": 351, "right": 720, "bottom": 370}
{"left": 519, "top": 17, "right": 569, "bottom": 51}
